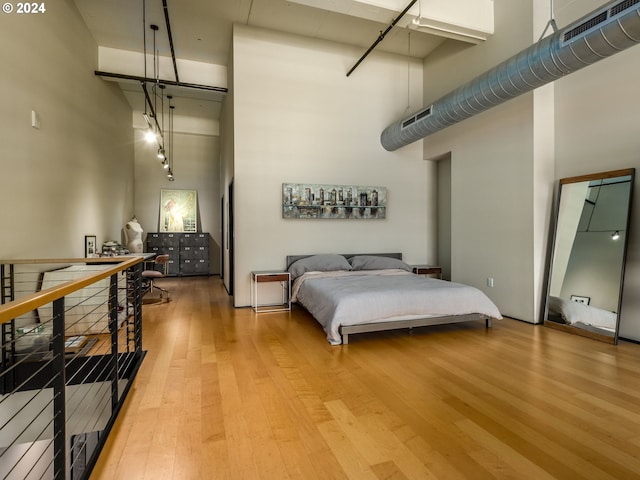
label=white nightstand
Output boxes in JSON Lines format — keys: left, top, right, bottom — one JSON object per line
{"left": 251, "top": 271, "right": 291, "bottom": 313}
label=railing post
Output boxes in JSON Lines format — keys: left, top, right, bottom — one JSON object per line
{"left": 52, "top": 297, "right": 66, "bottom": 480}
{"left": 132, "top": 263, "right": 143, "bottom": 351}
{"left": 0, "top": 263, "right": 15, "bottom": 303}
{"left": 1, "top": 264, "right": 16, "bottom": 393}
{"left": 109, "top": 273, "right": 119, "bottom": 412}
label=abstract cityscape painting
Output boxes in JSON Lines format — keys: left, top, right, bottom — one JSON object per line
{"left": 282, "top": 183, "right": 387, "bottom": 219}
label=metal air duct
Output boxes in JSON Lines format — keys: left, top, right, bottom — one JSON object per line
{"left": 381, "top": 0, "right": 640, "bottom": 151}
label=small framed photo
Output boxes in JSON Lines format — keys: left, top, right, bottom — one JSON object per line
{"left": 85, "top": 235, "right": 97, "bottom": 257}
{"left": 570, "top": 295, "right": 590, "bottom": 305}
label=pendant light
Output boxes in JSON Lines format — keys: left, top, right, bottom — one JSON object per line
{"left": 167, "top": 96, "right": 175, "bottom": 181}
{"left": 157, "top": 84, "right": 166, "bottom": 160}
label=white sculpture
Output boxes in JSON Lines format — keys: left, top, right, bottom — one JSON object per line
{"left": 125, "top": 217, "right": 144, "bottom": 253}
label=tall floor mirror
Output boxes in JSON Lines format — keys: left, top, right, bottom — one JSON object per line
{"left": 544, "top": 168, "right": 635, "bottom": 344}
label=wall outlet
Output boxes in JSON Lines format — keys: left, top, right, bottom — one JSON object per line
{"left": 487, "top": 277, "right": 494, "bottom": 288}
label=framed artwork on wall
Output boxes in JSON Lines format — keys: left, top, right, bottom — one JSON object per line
{"left": 84, "top": 235, "right": 97, "bottom": 257}
{"left": 159, "top": 189, "right": 198, "bottom": 232}
{"left": 282, "top": 183, "right": 387, "bottom": 219}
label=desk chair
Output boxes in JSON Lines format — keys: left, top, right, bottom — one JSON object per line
{"left": 142, "top": 254, "right": 171, "bottom": 301}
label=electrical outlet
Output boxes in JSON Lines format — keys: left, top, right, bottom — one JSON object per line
{"left": 487, "top": 277, "right": 494, "bottom": 288}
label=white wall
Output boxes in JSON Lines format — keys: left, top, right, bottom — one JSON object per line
{"left": 554, "top": 0, "right": 640, "bottom": 340}
{"left": 421, "top": 0, "right": 540, "bottom": 322}
{"left": 231, "top": 25, "right": 431, "bottom": 306}
{"left": 427, "top": 96, "right": 537, "bottom": 321}
{"left": 437, "top": 156, "right": 452, "bottom": 280}
{"left": 220, "top": 38, "right": 235, "bottom": 294}
{"left": 134, "top": 130, "right": 222, "bottom": 273}
{"left": 0, "top": 1, "right": 223, "bottom": 275}
{"left": 0, "top": 2, "right": 134, "bottom": 258}
{"left": 420, "top": 0, "right": 640, "bottom": 338}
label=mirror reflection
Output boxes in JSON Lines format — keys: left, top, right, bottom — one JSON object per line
{"left": 544, "top": 168, "right": 635, "bottom": 344}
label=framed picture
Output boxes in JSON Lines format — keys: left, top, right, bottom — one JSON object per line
{"left": 570, "top": 295, "right": 590, "bottom": 305}
{"left": 84, "top": 235, "right": 97, "bottom": 257}
{"left": 282, "top": 183, "right": 387, "bottom": 219}
{"left": 159, "top": 189, "right": 198, "bottom": 232}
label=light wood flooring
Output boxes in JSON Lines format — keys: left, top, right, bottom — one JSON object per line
{"left": 90, "top": 276, "right": 640, "bottom": 479}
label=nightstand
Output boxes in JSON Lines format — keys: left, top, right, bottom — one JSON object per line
{"left": 251, "top": 271, "right": 291, "bottom": 313}
{"left": 412, "top": 265, "right": 443, "bottom": 279}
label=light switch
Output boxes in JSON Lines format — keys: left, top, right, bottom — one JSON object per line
{"left": 31, "top": 110, "right": 40, "bottom": 129}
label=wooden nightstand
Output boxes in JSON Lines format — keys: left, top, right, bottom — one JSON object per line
{"left": 251, "top": 271, "right": 291, "bottom": 313}
{"left": 412, "top": 265, "right": 443, "bottom": 279}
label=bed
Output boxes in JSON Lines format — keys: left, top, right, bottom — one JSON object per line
{"left": 287, "top": 253, "right": 503, "bottom": 344}
{"left": 547, "top": 296, "right": 617, "bottom": 334}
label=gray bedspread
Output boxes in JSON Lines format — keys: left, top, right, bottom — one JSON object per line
{"left": 291, "top": 270, "right": 503, "bottom": 344}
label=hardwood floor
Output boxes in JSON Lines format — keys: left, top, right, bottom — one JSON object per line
{"left": 90, "top": 276, "right": 640, "bottom": 479}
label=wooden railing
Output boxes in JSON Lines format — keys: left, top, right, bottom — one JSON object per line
{"left": 0, "top": 256, "right": 147, "bottom": 480}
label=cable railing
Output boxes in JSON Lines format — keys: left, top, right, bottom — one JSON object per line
{"left": 0, "top": 256, "right": 147, "bottom": 480}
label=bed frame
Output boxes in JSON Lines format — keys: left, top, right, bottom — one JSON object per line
{"left": 340, "top": 314, "right": 491, "bottom": 344}
{"left": 286, "top": 253, "right": 492, "bottom": 344}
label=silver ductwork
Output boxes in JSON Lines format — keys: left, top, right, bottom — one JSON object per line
{"left": 381, "top": 0, "right": 640, "bottom": 151}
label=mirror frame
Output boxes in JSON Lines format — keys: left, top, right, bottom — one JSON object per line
{"left": 543, "top": 168, "right": 635, "bottom": 344}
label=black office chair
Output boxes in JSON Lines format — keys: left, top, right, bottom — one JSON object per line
{"left": 142, "top": 254, "right": 171, "bottom": 301}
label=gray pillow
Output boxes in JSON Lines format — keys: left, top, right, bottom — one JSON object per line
{"left": 349, "top": 255, "right": 412, "bottom": 272}
{"left": 288, "top": 254, "right": 352, "bottom": 279}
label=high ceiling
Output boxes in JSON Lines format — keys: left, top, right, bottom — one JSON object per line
{"left": 72, "top": 0, "right": 492, "bottom": 124}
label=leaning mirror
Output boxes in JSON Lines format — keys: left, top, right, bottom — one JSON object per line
{"left": 544, "top": 168, "right": 635, "bottom": 344}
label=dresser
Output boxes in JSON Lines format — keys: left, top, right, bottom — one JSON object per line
{"left": 146, "top": 232, "right": 210, "bottom": 276}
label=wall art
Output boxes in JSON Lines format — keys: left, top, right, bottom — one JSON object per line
{"left": 283, "top": 183, "right": 386, "bottom": 219}
{"left": 159, "top": 189, "right": 198, "bottom": 232}
{"left": 84, "top": 235, "right": 97, "bottom": 257}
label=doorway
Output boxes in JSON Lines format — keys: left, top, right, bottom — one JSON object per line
{"left": 437, "top": 156, "right": 452, "bottom": 280}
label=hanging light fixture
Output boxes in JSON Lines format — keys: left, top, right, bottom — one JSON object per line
{"left": 167, "top": 96, "right": 175, "bottom": 181}
{"left": 140, "top": 0, "right": 174, "bottom": 177}
{"left": 404, "top": 30, "right": 411, "bottom": 114}
{"left": 163, "top": 94, "right": 171, "bottom": 169}
{"left": 141, "top": 0, "right": 156, "bottom": 143}
{"left": 140, "top": 0, "right": 164, "bottom": 147}
{"left": 612, "top": 231, "right": 620, "bottom": 240}
{"left": 150, "top": 24, "right": 164, "bottom": 147}
{"left": 156, "top": 84, "right": 166, "bottom": 160}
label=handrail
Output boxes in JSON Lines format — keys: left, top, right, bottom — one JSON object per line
{"left": 0, "top": 255, "right": 148, "bottom": 479}
{"left": 0, "top": 256, "right": 144, "bottom": 325}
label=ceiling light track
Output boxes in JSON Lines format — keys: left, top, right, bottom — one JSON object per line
{"left": 346, "top": 0, "right": 418, "bottom": 77}
{"left": 162, "top": 0, "right": 180, "bottom": 83}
